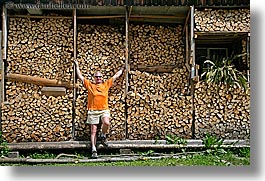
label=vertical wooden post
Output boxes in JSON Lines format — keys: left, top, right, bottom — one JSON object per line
{"left": 185, "top": 25, "right": 190, "bottom": 84}
{"left": 1, "top": 4, "right": 7, "bottom": 133}
{"left": 190, "top": 5, "right": 195, "bottom": 79}
{"left": 72, "top": 8, "right": 77, "bottom": 140}
{"left": 124, "top": 6, "right": 130, "bottom": 139}
{"left": 247, "top": 33, "right": 250, "bottom": 83}
{"left": 183, "top": 6, "right": 191, "bottom": 75}
{"left": 1, "top": 4, "right": 7, "bottom": 103}
{"left": 0, "top": 31, "right": 3, "bottom": 104}
{"left": 190, "top": 5, "right": 196, "bottom": 139}
{"left": 0, "top": 31, "right": 3, "bottom": 132}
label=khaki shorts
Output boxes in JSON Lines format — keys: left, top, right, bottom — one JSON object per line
{"left": 86, "top": 110, "right": 110, "bottom": 124}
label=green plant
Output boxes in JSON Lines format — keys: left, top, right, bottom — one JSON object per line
{"left": 27, "top": 151, "right": 56, "bottom": 159}
{"left": 238, "top": 147, "right": 250, "bottom": 157}
{"left": 203, "top": 133, "right": 224, "bottom": 150}
{"left": 0, "top": 131, "right": 9, "bottom": 157}
{"left": 165, "top": 134, "right": 187, "bottom": 145}
{"left": 140, "top": 150, "right": 155, "bottom": 156}
{"left": 201, "top": 53, "right": 248, "bottom": 91}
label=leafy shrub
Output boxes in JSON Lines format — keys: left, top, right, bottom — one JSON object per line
{"left": 201, "top": 53, "right": 248, "bottom": 91}
{"left": 203, "top": 133, "right": 224, "bottom": 149}
{"left": 165, "top": 134, "right": 187, "bottom": 145}
{"left": 0, "top": 131, "right": 9, "bottom": 157}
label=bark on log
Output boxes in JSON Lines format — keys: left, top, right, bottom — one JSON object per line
{"left": 6, "top": 73, "right": 76, "bottom": 89}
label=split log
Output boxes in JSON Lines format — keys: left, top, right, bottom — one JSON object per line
{"left": 6, "top": 73, "right": 76, "bottom": 89}
{"left": 41, "top": 87, "right": 66, "bottom": 97}
{"left": 130, "top": 65, "right": 178, "bottom": 73}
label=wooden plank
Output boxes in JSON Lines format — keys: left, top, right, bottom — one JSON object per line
{"left": 182, "top": 7, "right": 191, "bottom": 36}
{"left": 185, "top": 25, "right": 190, "bottom": 71}
{"left": 72, "top": 8, "right": 77, "bottom": 140}
{"left": 41, "top": 87, "right": 66, "bottom": 97}
{"left": 9, "top": 15, "right": 72, "bottom": 19}
{"left": 125, "top": 6, "right": 129, "bottom": 95}
{"left": 125, "top": 6, "right": 130, "bottom": 139}
{"left": 130, "top": 65, "right": 177, "bottom": 73}
{"left": 0, "top": 31, "right": 3, "bottom": 104}
{"left": 190, "top": 5, "right": 195, "bottom": 79}
{"left": 2, "top": 140, "right": 249, "bottom": 151}
{"left": 6, "top": 73, "right": 76, "bottom": 89}
{"left": 1, "top": 5, "right": 7, "bottom": 104}
{"left": 77, "top": 15, "right": 124, "bottom": 19}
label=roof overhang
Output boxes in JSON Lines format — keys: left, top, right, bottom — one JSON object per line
{"left": 6, "top": 4, "right": 190, "bottom": 25}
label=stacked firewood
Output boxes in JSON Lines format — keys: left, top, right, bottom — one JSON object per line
{"left": 130, "top": 24, "right": 185, "bottom": 67}
{"left": 126, "top": 24, "right": 192, "bottom": 140}
{"left": 127, "top": 70, "right": 192, "bottom": 140}
{"left": 194, "top": 82, "right": 250, "bottom": 139}
{"left": 1, "top": 15, "right": 74, "bottom": 142}
{"left": 194, "top": 9, "right": 250, "bottom": 32}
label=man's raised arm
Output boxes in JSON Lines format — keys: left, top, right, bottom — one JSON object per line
{"left": 113, "top": 65, "right": 125, "bottom": 82}
{"left": 74, "top": 60, "right": 85, "bottom": 83}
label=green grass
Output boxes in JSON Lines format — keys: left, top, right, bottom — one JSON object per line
{"left": 0, "top": 148, "right": 250, "bottom": 166}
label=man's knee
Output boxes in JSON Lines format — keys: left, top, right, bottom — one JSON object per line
{"left": 90, "top": 125, "right": 98, "bottom": 134}
{"left": 102, "top": 117, "right": 110, "bottom": 126}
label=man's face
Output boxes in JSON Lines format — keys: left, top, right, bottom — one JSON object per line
{"left": 94, "top": 72, "right": 103, "bottom": 84}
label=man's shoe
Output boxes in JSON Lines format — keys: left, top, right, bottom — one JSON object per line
{"left": 100, "top": 135, "right": 108, "bottom": 147}
{"left": 91, "top": 151, "right": 98, "bottom": 159}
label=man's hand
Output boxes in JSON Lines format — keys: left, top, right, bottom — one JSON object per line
{"left": 73, "top": 60, "right": 84, "bottom": 82}
{"left": 121, "top": 64, "right": 126, "bottom": 70}
{"left": 113, "top": 65, "right": 126, "bottom": 82}
{"left": 74, "top": 60, "right": 79, "bottom": 67}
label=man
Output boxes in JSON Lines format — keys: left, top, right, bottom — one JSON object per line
{"left": 74, "top": 60, "right": 124, "bottom": 159}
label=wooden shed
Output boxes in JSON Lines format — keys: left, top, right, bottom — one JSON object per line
{"left": 0, "top": 0, "right": 250, "bottom": 144}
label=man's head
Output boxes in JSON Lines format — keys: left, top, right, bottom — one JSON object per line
{"left": 94, "top": 71, "right": 103, "bottom": 84}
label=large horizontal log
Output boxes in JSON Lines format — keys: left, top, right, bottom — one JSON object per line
{"left": 130, "top": 65, "right": 177, "bottom": 73}
{"left": 6, "top": 73, "right": 76, "bottom": 89}
{"left": 1, "top": 140, "right": 249, "bottom": 151}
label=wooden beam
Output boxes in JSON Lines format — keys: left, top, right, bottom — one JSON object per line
{"left": 128, "top": 6, "right": 133, "bottom": 19}
{"left": 8, "top": 15, "right": 72, "bottom": 19}
{"left": 125, "top": 7, "right": 129, "bottom": 96}
{"left": 1, "top": 5, "right": 8, "bottom": 104}
{"left": 77, "top": 15, "right": 184, "bottom": 20}
{"left": 125, "top": 6, "right": 130, "bottom": 139}
{"left": 41, "top": 87, "right": 66, "bottom": 97}
{"left": 182, "top": 6, "right": 191, "bottom": 36}
{"left": 0, "top": 31, "right": 3, "bottom": 104}
{"left": 77, "top": 15, "right": 124, "bottom": 19}
{"left": 72, "top": 8, "right": 77, "bottom": 140}
{"left": 130, "top": 15, "right": 185, "bottom": 19}
{"left": 130, "top": 65, "right": 177, "bottom": 73}
{"left": 185, "top": 25, "right": 190, "bottom": 72}
{"left": 1, "top": 140, "right": 249, "bottom": 151}
{"left": 190, "top": 5, "right": 196, "bottom": 139}
{"left": 6, "top": 73, "right": 76, "bottom": 89}
{"left": 190, "top": 5, "right": 195, "bottom": 79}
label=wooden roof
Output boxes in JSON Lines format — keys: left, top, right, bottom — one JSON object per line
{"left": 1, "top": 0, "right": 251, "bottom": 7}
{"left": 3, "top": 1, "right": 250, "bottom": 25}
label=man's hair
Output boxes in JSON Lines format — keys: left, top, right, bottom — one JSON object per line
{"left": 94, "top": 71, "right": 103, "bottom": 77}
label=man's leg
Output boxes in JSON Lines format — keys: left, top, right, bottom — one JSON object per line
{"left": 100, "top": 116, "right": 110, "bottom": 146}
{"left": 90, "top": 124, "right": 98, "bottom": 158}
{"left": 101, "top": 116, "right": 110, "bottom": 135}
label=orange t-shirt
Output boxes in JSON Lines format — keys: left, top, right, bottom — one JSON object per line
{"left": 84, "top": 78, "right": 113, "bottom": 110}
